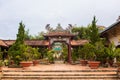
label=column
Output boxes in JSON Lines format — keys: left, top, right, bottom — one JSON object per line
{"left": 68, "top": 37, "right": 72, "bottom": 64}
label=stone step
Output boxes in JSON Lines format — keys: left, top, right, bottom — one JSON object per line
{"left": 1, "top": 69, "right": 118, "bottom": 80}
{"left": 1, "top": 75, "right": 118, "bottom": 79}
{"left": 1, "top": 79, "right": 117, "bottom": 80}
{"left": 3, "top": 72, "right": 117, "bottom": 76}
{"left": 2, "top": 69, "right": 117, "bottom": 72}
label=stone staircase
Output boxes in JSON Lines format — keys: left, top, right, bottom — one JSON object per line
{"left": 1, "top": 69, "right": 118, "bottom": 80}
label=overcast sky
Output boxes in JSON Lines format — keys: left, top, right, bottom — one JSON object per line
{"left": 0, "top": 0, "right": 120, "bottom": 39}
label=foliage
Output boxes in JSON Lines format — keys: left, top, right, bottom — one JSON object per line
{"left": 31, "top": 31, "right": 45, "bottom": 40}
{"left": 105, "top": 42, "right": 116, "bottom": 60}
{"left": 94, "top": 41, "right": 107, "bottom": 63}
{"left": 24, "top": 29, "right": 44, "bottom": 40}
{"left": 0, "top": 48, "right": 4, "bottom": 66}
{"left": 8, "top": 22, "right": 25, "bottom": 65}
{"left": 114, "top": 48, "right": 120, "bottom": 62}
{"left": 88, "top": 16, "right": 100, "bottom": 44}
{"left": 47, "top": 50, "right": 55, "bottom": 63}
{"left": 82, "top": 43, "right": 95, "bottom": 61}
{"left": 21, "top": 45, "right": 33, "bottom": 61}
{"left": 39, "top": 47, "right": 48, "bottom": 59}
{"left": 0, "top": 60, "right": 4, "bottom": 67}
{"left": 24, "top": 29, "right": 31, "bottom": 40}
{"left": 103, "top": 42, "right": 120, "bottom": 63}
{"left": 72, "top": 47, "right": 80, "bottom": 62}
{"left": 62, "top": 44, "right": 68, "bottom": 62}
{"left": 72, "top": 26, "right": 89, "bottom": 39}
{"left": 0, "top": 48, "right": 3, "bottom": 60}
{"left": 32, "top": 48, "right": 40, "bottom": 60}
{"left": 79, "top": 46, "right": 87, "bottom": 60}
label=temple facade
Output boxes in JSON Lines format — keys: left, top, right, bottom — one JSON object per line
{"left": 0, "top": 24, "right": 88, "bottom": 63}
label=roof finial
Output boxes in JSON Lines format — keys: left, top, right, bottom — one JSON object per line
{"left": 117, "top": 16, "right": 120, "bottom": 21}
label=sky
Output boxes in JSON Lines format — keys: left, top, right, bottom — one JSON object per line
{"left": 0, "top": 0, "right": 120, "bottom": 39}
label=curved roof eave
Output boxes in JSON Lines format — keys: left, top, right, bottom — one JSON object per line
{"left": 100, "top": 20, "right": 120, "bottom": 35}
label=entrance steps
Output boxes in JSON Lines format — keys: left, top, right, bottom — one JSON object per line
{"left": 1, "top": 69, "right": 118, "bottom": 80}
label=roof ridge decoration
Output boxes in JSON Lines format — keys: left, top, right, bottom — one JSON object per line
{"left": 45, "top": 24, "right": 73, "bottom": 33}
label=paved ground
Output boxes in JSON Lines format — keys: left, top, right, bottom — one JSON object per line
{"left": 0, "top": 64, "right": 118, "bottom": 80}
{"left": 2, "top": 63, "right": 117, "bottom": 71}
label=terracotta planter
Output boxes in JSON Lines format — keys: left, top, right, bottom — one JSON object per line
{"left": 80, "top": 60, "right": 88, "bottom": 66}
{"left": 116, "top": 62, "right": 120, "bottom": 67}
{"left": 33, "top": 60, "right": 39, "bottom": 66}
{"left": 88, "top": 61, "right": 100, "bottom": 69}
{"left": 0, "top": 67, "right": 2, "bottom": 72}
{"left": 20, "top": 61, "right": 33, "bottom": 67}
{"left": 108, "top": 60, "right": 113, "bottom": 66}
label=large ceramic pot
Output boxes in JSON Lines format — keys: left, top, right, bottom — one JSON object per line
{"left": 20, "top": 61, "right": 33, "bottom": 67}
{"left": 88, "top": 61, "right": 100, "bottom": 69}
{"left": 80, "top": 60, "right": 88, "bottom": 66}
{"left": 33, "top": 60, "right": 39, "bottom": 66}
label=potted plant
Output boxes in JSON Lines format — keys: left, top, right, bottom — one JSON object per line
{"left": 87, "top": 16, "right": 102, "bottom": 69}
{"left": 47, "top": 50, "right": 55, "bottom": 63}
{"left": 8, "top": 22, "right": 27, "bottom": 67}
{"left": 79, "top": 46, "right": 88, "bottom": 66}
{"left": 84, "top": 43, "right": 100, "bottom": 69}
{"left": 104, "top": 42, "right": 116, "bottom": 67}
{"left": 32, "top": 48, "right": 40, "bottom": 66}
{"left": 20, "top": 45, "right": 33, "bottom": 67}
{"left": 72, "top": 47, "right": 79, "bottom": 64}
{"left": 114, "top": 47, "right": 120, "bottom": 67}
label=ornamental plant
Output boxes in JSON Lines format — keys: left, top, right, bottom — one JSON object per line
{"left": 8, "top": 22, "right": 26, "bottom": 65}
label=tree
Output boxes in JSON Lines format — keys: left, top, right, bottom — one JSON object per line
{"left": 8, "top": 22, "right": 26, "bottom": 65}
{"left": 24, "top": 30, "right": 45, "bottom": 40}
{"left": 72, "top": 26, "right": 89, "bottom": 39}
{"left": 32, "top": 31, "right": 44, "bottom": 40}
{"left": 24, "top": 29, "right": 31, "bottom": 40}
{"left": 89, "top": 16, "right": 100, "bottom": 44}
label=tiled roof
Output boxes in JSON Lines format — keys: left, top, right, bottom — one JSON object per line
{"left": 3, "top": 40, "right": 15, "bottom": 46}
{"left": 0, "top": 40, "right": 8, "bottom": 47}
{"left": 44, "top": 32, "right": 76, "bottom": 37}
{"left": 3, "top": 39, "right": 88, "bottom": 47}
{"left": 71, "top": 40, "right": 88, "bottom": 46}
{"left": 25, "top": 40, "right": 49, "bottom": 46}
{"left": 101, "top": 20, "right": 120, "bottom": 35}
{"left": 3, "top": 40, "right": 49, "bottom": 46}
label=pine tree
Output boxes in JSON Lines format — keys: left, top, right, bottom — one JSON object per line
{"left": 8, "top": 22, "right": 26, "bottom": 65}
{"left": 16, "top": 22, "right": 25, "bottom": 44}
{"left": 89, "top": 16, "right": 100, "bottom": 44}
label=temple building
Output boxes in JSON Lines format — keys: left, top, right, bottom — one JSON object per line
{"left": 0, "top": 24, "right": 88, "bottom": 63}
{"left": 101, "top": 17, "right": 120, "bottom": 47}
